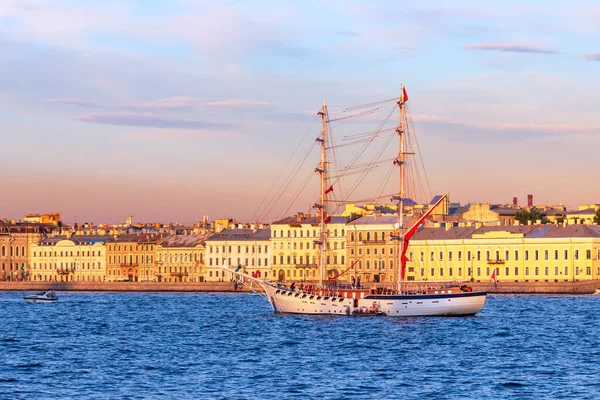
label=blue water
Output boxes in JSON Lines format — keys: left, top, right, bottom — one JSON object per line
{"left": 1, "top": 293, "right": 599, "bottom": 399}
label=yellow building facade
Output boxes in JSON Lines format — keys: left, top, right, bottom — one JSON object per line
{"left": 0, "top": 223, "right": 49, "bottom": 281}
{"left": 346, "top": 214, "right": 399, "bottom": 284}
{"left": 205, "top": 228, "right": 271, "bottom": 282}
{"left": 270, "top": 214, "right": 349, "bottom": 282}
{"left": 106, "top": 233, "right": 166, "bottom": 282}
{"left": 29, "top": 236, "right": 109, "bottom": 282}
{"left": 156, "top": 235, "right": 207, "bottom": 282}
{"left": 404, "top": 224, "right": 600, "bottom": 283}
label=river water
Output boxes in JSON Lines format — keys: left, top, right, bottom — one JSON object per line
{"left": 1, "top": 292, "right": 599, "bottom": 399}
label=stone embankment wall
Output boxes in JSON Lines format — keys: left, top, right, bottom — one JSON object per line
{"left": 0, "top": 281, "right": 242, "bottom": 292}
{"left": 470, "top": 280, "right": 599, "bottom": 294}
{"left": 0, "top": 280, "right": 598, "bottom": 294}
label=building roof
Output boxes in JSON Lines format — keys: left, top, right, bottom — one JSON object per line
{"left": 411, "top": 226, "right": 479, "bottom": 240}
{"left": 492, "top": 207, "right": 518, "bottom": 216}
{"left": 272, "top": 215, "right": 350, "bottom": 225}
{"left": 410, "top": 224, "right": 600, "bottom": 241}
{"left": 38, "top": 235, "right": 112, "bottom": 245}
{"left": 566, "top": 208, "right": 597, "bottom": 216}
{"left": 347, "top": 214, "right": 399, "bottom": 226}
{"left": 106, "top": 233, "right": 168, "bottom": 244}
{"left": 206, "top": 228, "right": 271, "bottom": 242}
{"left": 159, "top": 234, "right": 209, "bottom": 248}
{"left": 429, "top": 195, "right": 444, "bottom": 205}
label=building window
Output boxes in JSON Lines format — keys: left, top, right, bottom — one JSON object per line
{"left": 535, "top": 267, "right": 539, "bottom": 276}
{"left": 467, "top": 251, "right": 471, "bottom": 261}
{"left": 505, "top": 250, "right": 509, "bottom": 261}
{"left": 430, "top": 252, "right": 434, "bottom": 262}
{"left": 477, "top": 251, "right": 481, "bottom": 261}
{"left": 458, "top": 251, "right": 462, "bottom": 261}
{"left": 586, "top": 250, "right": 591, "bottom": 260}
{"left": 514, "top": 250, "right": 519, "bottom": 261}
{"left": 449, "top": 251, "right": 453, "bottom": 262}
{"left": 439, "top": 251, "right": 443, "bottom": 261}
{"left": 575, "top": 250, "right": 579, "bottom": 260}
{"left": 535, "top": 250, "right": 539, "bottom": 261}
{"left": 554, "top": 250, "right": 559, "bottom": 260}
{"left": 525, "top": 250, "right": 529, "bottom": 261}
{"left": 544, "top": 250, "right": 549, "bottom": 261}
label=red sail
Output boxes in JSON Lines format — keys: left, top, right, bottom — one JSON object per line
{"left": 403, "top": 87, "right": 409, "bottom": 103}
{"left": 400, "top": 194, "right": 447, "bottom": 279}
{"left": 324, "top": 185, "right": 334, "bottom": 194}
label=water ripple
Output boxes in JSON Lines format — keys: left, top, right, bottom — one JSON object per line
{"left": 0, "top": 292, "right": 599, "bottom": 399}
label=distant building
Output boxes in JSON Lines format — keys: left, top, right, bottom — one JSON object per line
{"left": 205, "top": 228, "right": 271, "bottom": 282}
{"left": 404, "top": 224, "right": 600, "bottom": 282}
{"left": 29, "top": 235, "right": 110, "bottom": 282}
{"left": 212, "top": 218, "right": 237, "bottom": 233}
{"left": 156, "top": 234, "right": 209, "bottom": 283}
{"left": 462, "top": 203, "right": 518, "bottom": 226}
{"left": 566, "top": 205, "right": 600, "bottom": 224}
{"left": 105, "top": 233, "right": 168, "bottom": 282}
{"left": 23, "top": 213, "right": 62, "bottom": 225}
{"left": 346, "top": 214, "right": 401, "bottom": 284}
{"left": 270, "top": 213, "right": 349, "bottom": 282}
{"left": 0, "top": 223, "right": 54, "bottom": 281}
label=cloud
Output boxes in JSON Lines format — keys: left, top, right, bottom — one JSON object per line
{"left": 464, "top": 44, "right": 559, "bottom": 55}
{"left": 412, "top": 114, "right": 600, "bottom": 134}
{"left": 205, "top": 98, "right": 272, "bottom": 107}
{"left": 333, "top": 30, "right": 362, "bottom": 37}
{"left": 393, "top": 45, "right": 416, "bottom": 51}
{"left": 582, "top": 52, "right": 600, "bottom": 61}
{"left": 48, "top": 97, "right": 273, "bottom": 111}
{"left": 47, "top": 98, "right": 107, "bottom": 108}
{"left": 74, "top": 112, "right": 237, "bottom": 130}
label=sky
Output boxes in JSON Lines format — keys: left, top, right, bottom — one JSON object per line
{"left": 1, "top": 0, "right": 599, "bottom": 225}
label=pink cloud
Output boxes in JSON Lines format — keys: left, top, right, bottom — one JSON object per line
{"left": 464, "top": 44, "right": 559, "bottom": 54}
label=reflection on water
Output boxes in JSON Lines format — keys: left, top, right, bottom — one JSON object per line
{"left": 0, "top": 292, "right": 599, "bottom": 399}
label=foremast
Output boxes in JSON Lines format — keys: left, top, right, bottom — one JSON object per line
{"left": 395, "top": 84, "right": 407, "bottom": 293}
{"left": 316, "top": 98, "right": 328, "bottom": 287}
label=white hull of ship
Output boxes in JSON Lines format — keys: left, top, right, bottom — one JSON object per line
{"left": 222, "top": 267, "right": 486, "bottom": 317}
{"left": 360, "top": 292, "right": 487, "bottom": 317}
{"left": 264, "top": 284, "right": 355, "bottom": 315}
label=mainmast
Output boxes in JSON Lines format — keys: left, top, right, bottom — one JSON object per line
{"left": 396, "top": 84, "right": 407, "bottom": 293}
{"left": 316, "top": 98, "right": 328, "bottom": 287}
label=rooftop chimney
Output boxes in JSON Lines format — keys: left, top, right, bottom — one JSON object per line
{"left": 513, "top": 197, "right": 518, "bottom": 207}
{"left": 527, "top": 194, "right": 533, "bottom": 208}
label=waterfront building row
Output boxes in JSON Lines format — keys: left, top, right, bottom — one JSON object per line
{"left": 10, "top": 220, "right": 600, "bottom": 285}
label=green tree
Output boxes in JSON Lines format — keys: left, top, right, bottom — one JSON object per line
{"left": 515, "top": 208, "right": 548, "bottom": 225}
{"left": 594, "top": 209, "right": 600, "bottom": 225}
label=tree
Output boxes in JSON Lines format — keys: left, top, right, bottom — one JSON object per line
{"left": 515, "top": 208, "right": 549, "bottom": 225}
{"left": 594, "top": 209, "right": 600, "bottom": 225}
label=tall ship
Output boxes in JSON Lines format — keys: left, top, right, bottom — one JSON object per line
{"left": 223, "top": 85, "right": 487, "bottom": 316}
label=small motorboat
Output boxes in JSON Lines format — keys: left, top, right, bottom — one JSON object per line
{"left": 24, "top": 290, "right": 58, "bottom": 303}
{"left": 352, "top": 303, "right": 385, "bottom": 317}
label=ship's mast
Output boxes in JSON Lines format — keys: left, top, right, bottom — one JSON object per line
{"left": 396, "top": 84, "right": 406, "bottom": 293}
{"left": 317, "top": 98, "right": 328, "bottom": 287}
